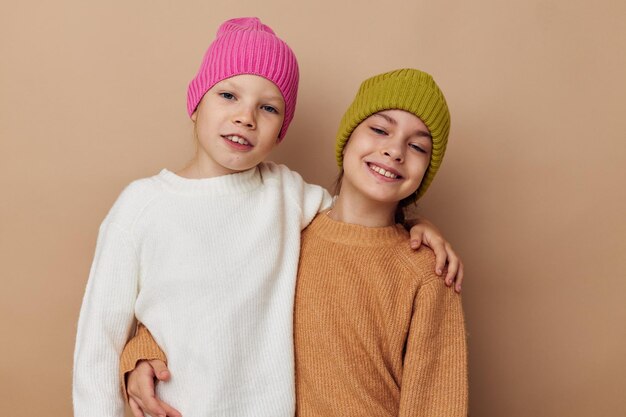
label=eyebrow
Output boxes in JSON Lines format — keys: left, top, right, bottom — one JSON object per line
{"left": 220, "top": 80, "right": 284, "bottom": 103}
{"left": 263, "top": 95, "right": 284, "bottom": 104}
{"left": 373, "top": 113, "right": 432, "bottom": 139}
{"left": 373, "top": 113, "right": 396, "bottom": 125}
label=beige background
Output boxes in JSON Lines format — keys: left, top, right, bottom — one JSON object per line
{"left": 2, "top": 0, "right": 625, "bottom": 416}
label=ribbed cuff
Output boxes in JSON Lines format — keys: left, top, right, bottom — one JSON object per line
{"left": 119, "top": 324, "right": 167, "bottom": 401}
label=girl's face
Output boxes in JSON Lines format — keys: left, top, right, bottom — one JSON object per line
{"left": 191, "top": 74, "right": 285, "bottom": 177}
{"left": 341, "top": 109, "right": 432, "bottom": 207}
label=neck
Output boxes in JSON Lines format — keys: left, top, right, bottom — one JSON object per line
{"left": 329, "top": 189, "right": 398, "bottom": 227}
{"left": 177, "top": 154, "right": 237, "bottom": 179}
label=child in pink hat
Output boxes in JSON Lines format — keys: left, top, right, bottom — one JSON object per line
{"left": 72, "top": 17, "right": 462, "bottom": 417}
{"left": 186, "top": 17, "right": 299, "bottom": 141}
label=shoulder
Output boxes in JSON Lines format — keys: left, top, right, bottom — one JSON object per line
{"left": 258, "top": 161, "right": 304, "bottom": 183}
{"left": 258, "top": 162, "right": 331, "bottom": 225}
{"left": 259, "top": 161, "right": 326, "bottom": 195}
{"left": 394, "top": 242, "right": 440, "bottom": 287}
{"left": 117, "top": 175, "right": 163, "bottom": 203}
{"left": 104, "top": 173, "right": 165, "bottom": 229}
{"left": 394, "top": 244, "right": 460, "bottom": 311}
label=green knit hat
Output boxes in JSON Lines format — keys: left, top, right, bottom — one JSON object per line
{"left": 336, "top": 68, "right": 451, "bottom": 201}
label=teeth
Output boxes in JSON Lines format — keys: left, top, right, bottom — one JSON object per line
{"left": 225, "top": 135, "right": 250, "bottom": 145}
{"left": 369, "top": 164, "right": 398, "bottom": 179}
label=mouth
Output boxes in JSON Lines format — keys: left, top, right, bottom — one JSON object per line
{"left": 222, "top": 134, "right": 252, "bottom": 147}
{"left": 366, "top": 162, "right": 402, "bottom": 180}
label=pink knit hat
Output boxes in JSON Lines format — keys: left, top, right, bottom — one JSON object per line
{"left": 187, "top": 17, "right": 300, "bottom": 140}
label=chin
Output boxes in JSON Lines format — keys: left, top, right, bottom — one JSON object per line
{"left": 363, "top": 192, "right": 402, "bottom": 205}
{"left": 220, "top": 159, "right": 260, "bottom": 173}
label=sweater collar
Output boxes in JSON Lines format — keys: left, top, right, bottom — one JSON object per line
{"left": 157, "top": 166, "right": 262, "bottom": 195}
{"left": 307, "top": 211, "right": 408, "bottom": 247}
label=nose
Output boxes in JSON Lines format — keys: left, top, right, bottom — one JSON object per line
{"left": 233, "top": 106, "right": 256, "bottom": 129}
{"left": 382, "top": 145, "right": 404, "bottom": 163}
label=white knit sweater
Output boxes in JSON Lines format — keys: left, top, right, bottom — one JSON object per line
{"left": 73, "top": 162, "right": 332, "bottom": 417}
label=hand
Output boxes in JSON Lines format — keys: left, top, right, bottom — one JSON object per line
{"left": 127, "top": 359, "right": 181, "bottom": 417}
{"left": 408, "top": 219, "right": 464, "bottom": 293}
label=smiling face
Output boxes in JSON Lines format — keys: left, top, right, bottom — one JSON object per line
{"left": 340, "top": 109, "right": 432, "bottom": 209}
{"left": 190, "top": 74, "right": 285, "bottom": 177}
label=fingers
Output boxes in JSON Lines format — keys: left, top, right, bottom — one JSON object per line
{"left": 408, "top": 223, "right": 465, "bottom": 291}
{"left": 442, "top": 244, "right": 464, "bottom": 293}
{"left": 159, "top": 399, "right": 183, "bottom": 417}
{"left": 129, "top": 397, "right": 145, "bottom": 417}
{"left": 455, "top": 262, "right": 464, "bottom": 293}
{"left": 408, "top": 225, "right": 424, "bottom": 250}
{"left": 128, "top": 361, "right": 155, "bottom": 400}
{"left": 128, "top": 361, "right": 167, "bottom": 417}
{"left": 137, "top": 375, "right": 166, "bottom": 417}
{"left": 133, "top": 393, "right": 182, "bottom": 417}
{"left": 147, "top": 360, "right": 181, "bottom": 416}
{"left": 149, "top": 359, "right": 171, "bottom": 381}
{"left": 410, "top": 236, "right": 422, "bottom": 250}
{"left": 418, "top": 233, "right": 447, "bottom": 276}
{"left": 444, "top": 245, "right": 459, "bottom": 287}
{"left": 431, "top": 241, "right": 448, "bottom": 277}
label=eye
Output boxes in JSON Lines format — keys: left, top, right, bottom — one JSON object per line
{"left": 370, "top": 127, "right": 388, "bottom": 136}
{"left": 409, "top": 143, "right": 427, "bottom": 153}
{"left": 219, "top": 92, "right": 235, "bottom": 100}
{"left": 261, "top": 105, "right": 279, "bottom": 114}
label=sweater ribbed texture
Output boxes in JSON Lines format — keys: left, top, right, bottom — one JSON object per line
{"left": 121, "top": 213, "right": 467, "bottom": 416}
{"left": 294, "top": 214, "right": 467, "bottom": 417}
{"left": 73, "top": 162, "right": 331, "bottom": 417}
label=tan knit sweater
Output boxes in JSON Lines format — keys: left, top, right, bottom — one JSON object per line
{"left": 120, "top": 213, "right": 468, "bottom": 416}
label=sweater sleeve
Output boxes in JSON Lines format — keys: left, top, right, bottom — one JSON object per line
{"left": 73, "top": 221, "right": 140, "bottom": 417}
{"left": 119, "top": 323, "right": 167, "bottom": 397}
{"left": 398, "top": 278, "right": 468, "bottom": 417}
